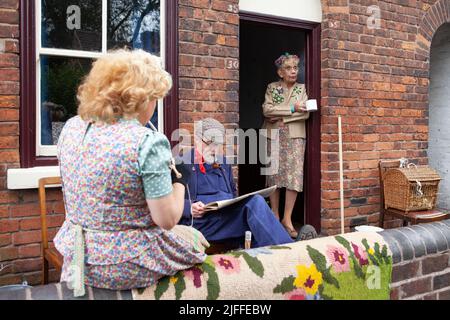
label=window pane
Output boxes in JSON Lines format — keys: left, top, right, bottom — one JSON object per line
{"left": 108, "top": 0, "right": 161, "bottom": 55}
{"left": 42, "top": 0, "right": 102, "bottom": 51}
{"left": 108, "top": 0, "right": 162, "bottom": 130}
{"left": 40, "top": 55, "right": 93, "bottom": 145}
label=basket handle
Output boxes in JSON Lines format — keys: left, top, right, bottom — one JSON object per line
{"left": 399, "top": 158, "right": 409, "bottom": 168}
{"left": 407, "top": 163, "right": 417, "bottom": 170}
{"left": 415, "top": 179, "right": 424, "bottom": 197}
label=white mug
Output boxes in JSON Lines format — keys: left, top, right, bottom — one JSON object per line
{"left": 306, "top": 99, "right": 318, "bottom": 111}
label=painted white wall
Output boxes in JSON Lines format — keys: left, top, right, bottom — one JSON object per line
{"left": 239, "top": 0, "right": 322, "bottom": 23}
{"left": 429, "top": 23, "right": 450, "bottom": 210}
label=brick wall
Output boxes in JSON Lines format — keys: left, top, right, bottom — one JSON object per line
{"left": 0, "top": 0, "right": 64, "bottom": 282}
{"left": 320, "top": 0, "right": 450, "bottom": 235}
{"left": 383, "top": 220, "right": 450, "bottom": 300}
{"left": 177, "top": 0, "right": 240, "bottom": 179}
{"left": 178, "top": 0, "right": 239, "bottom": 134}
{"left": 0, "top": 0, "right": 48, "bottom": 286}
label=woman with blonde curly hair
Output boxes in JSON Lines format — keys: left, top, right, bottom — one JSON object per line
{"left": 54, "top": 49, "right": 207, "bottom": 296}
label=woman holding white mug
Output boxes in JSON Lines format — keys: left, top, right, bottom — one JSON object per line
{"left": 261, "top": 53, "right": 312, "bottom": 239}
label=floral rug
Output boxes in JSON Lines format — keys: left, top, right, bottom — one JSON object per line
{"left": 132, "top": 231, "right": 393, "bottom": 300}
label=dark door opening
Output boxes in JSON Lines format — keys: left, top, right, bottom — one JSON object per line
{"left": 238, "top": 13, "right": 322, "bottom": 232}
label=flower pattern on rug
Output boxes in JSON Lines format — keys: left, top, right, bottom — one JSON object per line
{"left": 134, "top": 233, "right": 393, "bottom": 300}
{"left": 212, "top": 255, "right": 241, "bottom": 275}
{"left": 274, "top": 236, "right": 392, "bottom": 300}
{"left": 326, "top": 245, "right": 350, "bottom": 273}
{"left": 293, "top": 264, "right": 323, "bottom": 296}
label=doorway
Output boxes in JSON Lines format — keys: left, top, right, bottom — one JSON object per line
{"left": 238, "top": 12, "right": 322, "bottom": 232}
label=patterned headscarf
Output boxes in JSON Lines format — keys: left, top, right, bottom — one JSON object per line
{"left": 274, "top": 52, "right": 300, "bottom": 69}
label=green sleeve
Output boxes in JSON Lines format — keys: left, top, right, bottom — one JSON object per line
{"left": 138, "top": 131, "right": 173, "bottom": 199}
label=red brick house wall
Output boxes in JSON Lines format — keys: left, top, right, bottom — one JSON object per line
{"left": 1, "top": 0, "right": 449, "bottom": 286}
{"left": 320, "top": 0, "right": 450, "bottom": 235}
{"left": 178, "top": 0, "right": 239, "bottom": 133}
{"left": 0, "top": 0, "right": 46, "bottom": 285}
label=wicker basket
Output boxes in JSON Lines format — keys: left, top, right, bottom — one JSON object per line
{"left": 383, "top": 165, "right": 441, "bottom": 212}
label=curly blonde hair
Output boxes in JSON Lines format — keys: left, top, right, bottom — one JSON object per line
{"left": 77, "top": 49, "right": 172, "bottom": 123}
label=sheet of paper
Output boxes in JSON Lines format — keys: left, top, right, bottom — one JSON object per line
{"left": 203, "top": 185, "right": 277, "bottom": 212}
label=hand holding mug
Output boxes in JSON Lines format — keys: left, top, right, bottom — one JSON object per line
{"left": 294, "top": 101, "right": 307, "bottom": 112}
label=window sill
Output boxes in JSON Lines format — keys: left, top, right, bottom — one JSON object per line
{"left": 7, "top": 166, "right": 61, "bottom": 190}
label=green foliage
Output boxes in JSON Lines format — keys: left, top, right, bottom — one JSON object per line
{"left": 321, "top": 262, "right": 392, "bottom": 300}
{"left": 136, "top": 287, "right": 145, "bottom": 295}
{"left": 202, "top": 263, "right": 220, "bottom": 300}
{"left": 269, "top": 246, "right": 292, "bottom": 250}
{"left": 335, "top": 235, "right": 351, "bottom": 251}
{"left": 174, "top": 274, "right": 186, "bottom": 300}
{"left": 273, "top": 276, "right": 296, "bottom": 294}
{"left": 241, "top": 252, "right": 264, "bottom": 278}
{"left": 307, "top": 245, "right": 340, "bottom": 289}
{"left": 381, "top": 245, "right": 391, "bottom": 264}
{"left": 362, "top": 239, "right": 380, "bottom": 266}
{"left": 154, "top": 276, "right": 170, "bottom": 300}
{"left": 228, "top": 251, "right": 244, "bottom": 258}
{"left": 335, "top": 236, "right": 364, "bottom": 279}
{"left": 45, "top": 58, "right": 90, "bottom": 120}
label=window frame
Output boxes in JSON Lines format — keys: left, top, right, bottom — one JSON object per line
{"left": 20, "top": 0, "right": 179, "bottom": 168}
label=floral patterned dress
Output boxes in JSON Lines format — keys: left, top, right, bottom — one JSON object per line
{"left": 54, "top": 116, "right": 206, "bottom": 294}
{"left": 264, "top": 82, "right": 308, "bottom": 192}
{"left": 267, "top": 123, "right": 306, "bottom": 192}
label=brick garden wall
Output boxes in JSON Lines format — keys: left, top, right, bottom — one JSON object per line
{"left": 384, "top": 221, "right": 450, "bottom": 300}
{"left": 320, "top": 0, "right": 450, "bottom": 235}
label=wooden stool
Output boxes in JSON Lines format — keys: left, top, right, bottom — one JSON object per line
{"left": 39, "top": 177, "right": 64, "bottom": 285}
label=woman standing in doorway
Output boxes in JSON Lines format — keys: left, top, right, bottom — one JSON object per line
{"left": 262, "top": 53, "right": 310, "bottom": 239}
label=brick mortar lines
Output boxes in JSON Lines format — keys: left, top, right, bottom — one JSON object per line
{"left": 403, "top": 287, "right": 450, "bottom": 300}
{"left": 391, "top": 263, "right": 450, "bottom": 288}
{"left": 390, "top": 251, "right": 450, "bottom": 287}
{"left": 321, "top": 47, "right": 424, "bottom": 61}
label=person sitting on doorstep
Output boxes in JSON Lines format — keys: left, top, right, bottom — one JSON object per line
{"left": 177, "top": 118, "right": 294, "bottom": 248}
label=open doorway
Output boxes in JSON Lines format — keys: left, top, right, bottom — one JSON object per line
{"left": 238, "top": 13, "right": 322, "bottom": 232}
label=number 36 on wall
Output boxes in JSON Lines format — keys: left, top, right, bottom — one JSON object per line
{"left": 226, "top": 59, "right": 239, "bottom": 70}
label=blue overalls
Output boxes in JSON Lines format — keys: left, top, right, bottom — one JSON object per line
{"left": 178, "top": 150, "right": 293, "bottom": 248}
